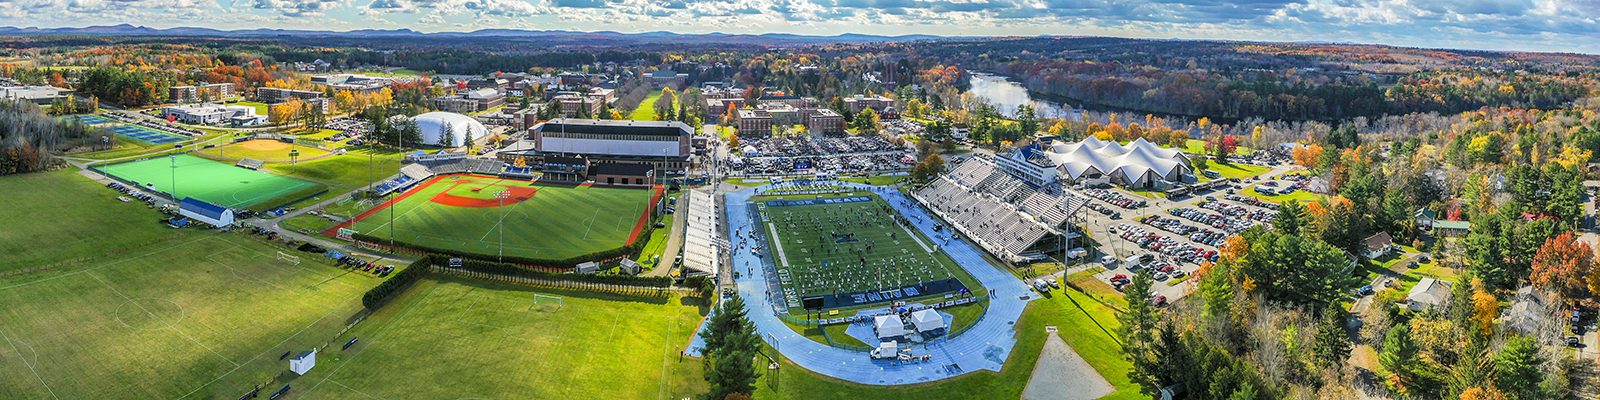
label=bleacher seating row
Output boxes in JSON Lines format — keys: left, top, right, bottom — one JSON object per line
{"left": 235, "top": 158, "right": 264, "bottom": 170}
{"left": 911, "top": 157, "right": 1086, "bottom": 262}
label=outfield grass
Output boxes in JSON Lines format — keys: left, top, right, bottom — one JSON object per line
{"left": 752, "top": 288, "right": 1141, "bottom": 400}
{"left": 97, "top": 154, "right": 324, "bottom": 209}
{"left": 265, "top": 150, "right": 403, "bottom": 191}
{"left": 0, "top": 173, "right": 381, "bottom": 399}
{"left": 201, "top": 140, "right": 332, "bottom": 163}
{"left": 293, "top": 276, "right": 709, "bottom": 399}
{"left": 0, "top": 170, "right": 187, "bottom": 275}
{"left": 344, "top": 175, "right": 658, "bottom": 260}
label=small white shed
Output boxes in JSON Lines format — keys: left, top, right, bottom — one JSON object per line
{"left": 289, "top": 348, "right": 317, "bottom": 375}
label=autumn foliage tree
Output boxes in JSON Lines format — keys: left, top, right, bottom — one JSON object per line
{"left": 1528, "top": 232, "right": 1597, "bottom": 303}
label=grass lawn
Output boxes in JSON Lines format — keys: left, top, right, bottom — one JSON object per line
{"left": 97, "top": 154, "right": 325, "bottom": 210}
{"left": 0, "top": 172, "right": 380, "bottom": 399}
{"left": 1240, "top": 186, "right": 1323, "bottom": 204}
{"left": 1066, "top": 267, "right": 1129, "bottom": 310}
{"left": 630, "top": 89, "right": 673, "bottom": 121}
{"left": 1183, "top": 138, "right": 1255, "bottom": 155}
{"left": 232, "top": 101, "right": 271, "bottom": 115}
{"left": 633, "top": 195, "right": 677, "bottom": 270}
{"left": 1202, "top": 161, "right": 1271, "bottom": 180}
{"left": 344, "top": 174, "right": 661, "bottom": 260}
{"left": 0, "top": 170, "right": 188, "bottom": 274}
{"left": 293, "top": 276, "right": 709, "bottom": 399}
{"left": 752, "top": 288, "right": 1141, "bottom": 399}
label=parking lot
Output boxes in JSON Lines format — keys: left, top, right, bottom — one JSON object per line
{"left": 1073, "top": 164, "right": 1298, "bottom": 303}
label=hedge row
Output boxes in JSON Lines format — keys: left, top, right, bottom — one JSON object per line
{"left": 361, "top": 257, "right": 430, "bottom": 311}
{"left": 351, "top": 220, "right": 655, "bottom": 269}
{"left": 427, "top": 255, "right": 673, "bottom": 288}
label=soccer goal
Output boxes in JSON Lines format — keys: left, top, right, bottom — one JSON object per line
{"left": 532, "top": 294, "right": 564, "bottom": 312}
{"left": 276, "top": 251, "right": 302, "bottom": 265}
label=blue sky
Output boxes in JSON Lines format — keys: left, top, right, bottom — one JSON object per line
{"left": 3, "top": 0, "right": 1597, "bottom": 54}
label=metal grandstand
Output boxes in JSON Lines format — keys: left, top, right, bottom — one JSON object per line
{"left": 910, "top": 155, "right": 1087, "bottom": 263}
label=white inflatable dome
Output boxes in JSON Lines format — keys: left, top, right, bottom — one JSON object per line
{"left": 413, "top": 111, "right": 488, "bottom": 147}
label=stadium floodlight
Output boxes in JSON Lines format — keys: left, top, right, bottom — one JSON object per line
{"left": 497, "top": 189, "right": 510, "bottom": 264}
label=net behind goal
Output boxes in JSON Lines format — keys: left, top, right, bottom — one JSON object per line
{"left": 276, "top": 251, "right": 302, "bottom": 265}
{"left": 532, "top": 294, "right": 564, "bottom": 311}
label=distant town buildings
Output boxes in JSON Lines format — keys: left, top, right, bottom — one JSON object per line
{"left": 311, "top": 74, "right": 395, "bottom": 93}
{"left": 256, "top": 87, "right": 331, "bottom": 113}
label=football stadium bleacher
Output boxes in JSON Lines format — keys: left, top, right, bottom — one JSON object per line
{"left": 912, "top": 156, "right": 1085, "bottom": 262}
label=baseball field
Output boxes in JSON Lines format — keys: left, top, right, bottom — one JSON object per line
{"left": 96, "top": 154, "right": 324, "bottom": 210}
{"left": 334, "top": 174, "right": 662, "bottom": 261}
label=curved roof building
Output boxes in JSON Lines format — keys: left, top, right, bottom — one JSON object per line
{"left": 998, "top": 136, "right": 1194, "bottom": 188}
{"left": 413, "top": 111, "right": 489, "bottom": 147}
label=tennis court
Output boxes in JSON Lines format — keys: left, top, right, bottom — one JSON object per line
{"left": 109, "top": 124, "right": 188, "bottom": 145}
{"left": 97, "top": 154, "right": 322, "bottom": 209}
{"left": 68, "top": 114, "right": 115, "bottom": 125}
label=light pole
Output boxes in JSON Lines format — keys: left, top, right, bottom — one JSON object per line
{"left": 169, "top": 154, "right": 178, "bottom": 203}
{"left": 497, "top": 189, "right": 509, "bottom": 264}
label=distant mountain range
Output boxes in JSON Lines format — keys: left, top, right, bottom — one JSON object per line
{"left": 0, "top": 24, "right": 946, "bottom": 45}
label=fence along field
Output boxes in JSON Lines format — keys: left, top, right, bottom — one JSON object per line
{"left": 336, "top": 174, "right": 662, "bottom": 262}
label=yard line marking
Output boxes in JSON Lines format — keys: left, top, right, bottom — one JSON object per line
{"left": 657, "top": 315, "right": 674, "bottom": 400}
{"left": 3, "top": 332, "right": 60, "bottom": 400}
{"left": 895, "top": 219, "right": 934, "bottom": 253}
{"left": 87, "top": 272, "right": 241, "bottom": 368}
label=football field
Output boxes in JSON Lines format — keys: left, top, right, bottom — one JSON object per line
{"left": 97, "top": 154, "right": 323, "bottom": 209}
{"left": 754, "top": 192, "right": 985, "bottom": 311}
{"left": 337, "top": 174, "right": 661, "bottom": 261}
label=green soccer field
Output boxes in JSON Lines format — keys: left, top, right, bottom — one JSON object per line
{"left": 0, "top": 171, "right": 381, "bottom": 399}
{"left": 291, "top": 277, "right": 708, "bottom": 399}
{"left": 342, "top": 174, "right": 658, "bottom": 261}
{"left": 753, "top": 192, "right": 986, "bottom": 311}
{"left": 96, "top": 154, "right": 323, "bottom": 210}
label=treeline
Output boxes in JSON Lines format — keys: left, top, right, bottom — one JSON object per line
{"left": 76, "top": 67, "right": 172, "bottom": 107}
{"left": 360, "top": 257, "right": 430, "bottom": 311}
{"left": 0, "top": 101, "right": 109, "bottom": 175}
{"left": 426, "top": 255, "right": 673, "bottom": 288}
{"left": 257, "top": 47, "right": 660, "bottom": 74}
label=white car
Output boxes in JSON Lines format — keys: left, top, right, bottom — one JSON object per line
{"left": 1033, "top": 279, "right": 1051, "bottom": 292}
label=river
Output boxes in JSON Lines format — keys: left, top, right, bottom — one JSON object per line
{"left": 966, "top": 73, "right": 1190, "bottom": 124}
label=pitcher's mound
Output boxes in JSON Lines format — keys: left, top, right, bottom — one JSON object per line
{"left": 1022, "top": 329, "right": 1114, "bottom": 400}
{"left": 237, "top": 140, "right": 290, "bottom": 151}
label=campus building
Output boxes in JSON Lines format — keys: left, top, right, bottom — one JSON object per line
{"left": 499, "top": 118, "right": 693, "bottom": 177}
{"left": 169, "top": 83, "right": 235, "bottom": 103}
{"left": 432, "top": 88, "right": 506, "bottom": 113}
{"left": 0, "top": 85, "right": 69, "bottom": 104}
{"left": 161, "top": 104, "right": 265, "bottom": 126}
{"left": 311, "top": 74, "right": 394, "bottom": 93}
{"left": 996, "top": 136, "right": 1194, "bottom": 189}
{"left": 256, "top": 87, "right": 331, "bottom": 113}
